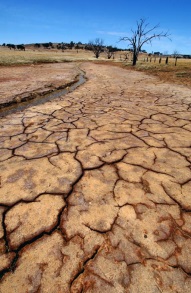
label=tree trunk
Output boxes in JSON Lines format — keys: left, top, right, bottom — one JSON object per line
{"left": 132, "top": 52, "right": 137, "bottom": 66}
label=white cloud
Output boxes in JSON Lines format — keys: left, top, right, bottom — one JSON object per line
{"left": 96, "top": 30, "right": 128, "bottom": 37}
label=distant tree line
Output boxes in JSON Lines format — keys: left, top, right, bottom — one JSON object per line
{"left": 2, "top": 40, "right": 127, "bottom": 56}
{"left": 34, "top": 42, "right": 54, "bottom": 49}
{"left": 88, "top": 38, "right": 124, "bottom": 59}
{"left": 32, "top": 40, "right": 125, "bottom": 59}
{"left": 5, "top": 44, "right": 25, "bottom": 50}
{"left": 33, "top": 41, "right": 81, "bottom": 50}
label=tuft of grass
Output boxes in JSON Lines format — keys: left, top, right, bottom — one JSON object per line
{"left": 176, "top": 72, "right": 191, "bottom": 78}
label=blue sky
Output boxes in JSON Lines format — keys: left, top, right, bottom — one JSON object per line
{"left": 1, "top": 0, "right": 191, "bottom": 54}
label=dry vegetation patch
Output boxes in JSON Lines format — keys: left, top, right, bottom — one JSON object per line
{"left": 0, "top": 46, "right": 102, "bottom": 65}
{"left": 125, "top": 57, "right": 191, "bottom": 87}
{"left": 0, "top": 46, "right": 191, "bottom": 91}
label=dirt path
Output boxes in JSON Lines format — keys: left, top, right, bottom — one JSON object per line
{"left": 0, "top": 62, "right": 191, "bottom": 292}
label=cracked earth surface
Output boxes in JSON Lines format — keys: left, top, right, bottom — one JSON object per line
{"left": 0, "top": 62, "right": 191, "bottom": 292}
{"left": 0, "top": 63, "right": 78, "bottom": 106}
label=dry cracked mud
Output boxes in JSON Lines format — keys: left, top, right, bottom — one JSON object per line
{"left": 0, "top": 62, "right": 191, "bottom": 292}
{"left": 0, "top": 63, "right": 79, "bottom": 107}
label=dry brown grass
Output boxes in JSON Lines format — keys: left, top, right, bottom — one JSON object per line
{"left": 1, "top": 46, "right": 191, "bottom": 87}
{"left": 0, "top": 46, "right": 106, "bottom": 65}
{"left": 96, "top": 55, "right": 191, "bottom": 88}
{"left": 131, "top": 57, "right": 191, "bottom": 87}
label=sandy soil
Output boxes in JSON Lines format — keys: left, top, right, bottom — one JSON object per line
{"left": 0, "top": 62, "right": 191, "bottom": 292}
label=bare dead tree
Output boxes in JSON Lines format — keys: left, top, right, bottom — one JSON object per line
{"left": 105, "top": 46, "right": 116, "bottom": 59}
{"left": 120, "top": 18, "right": 171, "bottom": 66}
{"left": 123, "top": 52, "right": 129, "bottom": 61}
{"left": 89, "top": 38, "right": 104, "bottom": 58}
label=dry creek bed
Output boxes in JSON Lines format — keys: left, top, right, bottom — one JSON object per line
{"left": 0, "top": 62, "right": 191, "bottom": 292}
